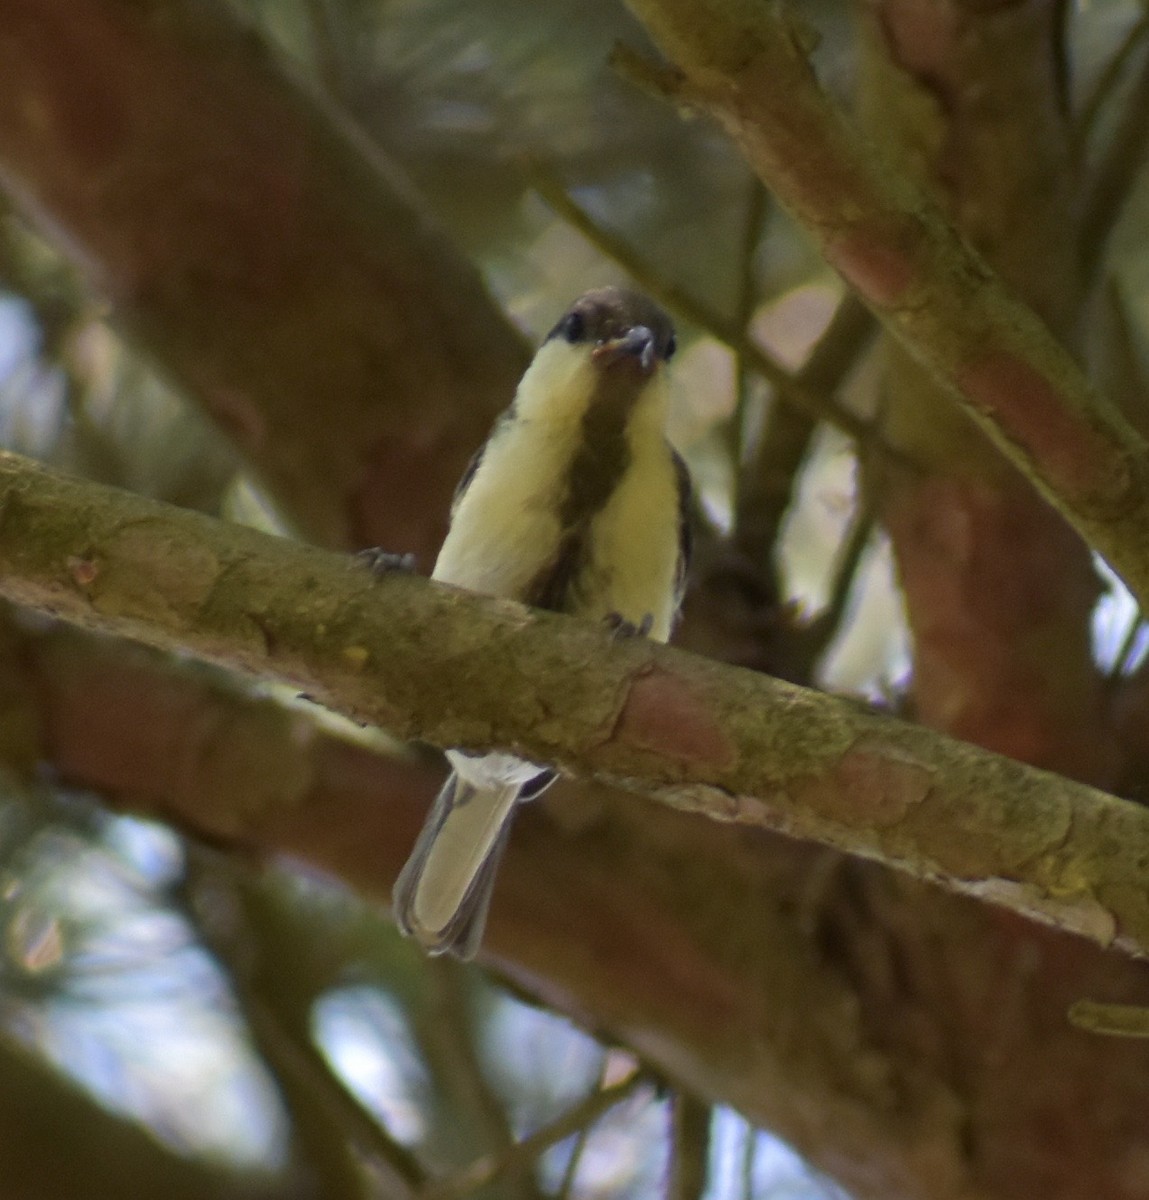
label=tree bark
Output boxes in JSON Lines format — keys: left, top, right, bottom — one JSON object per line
{"left": 622, "top": 0, "right": 1149, "bottom": 612}
{"left": 11, "top": 598, "right": 1149, "bottom": 1200}
{"left": 3, "top": 448, "right": 1149, "bottom": 1198}
{"left": 0, "top": 448, "right": 1146, "bottom": 962}
{"left": 3, "top": 2, "right": 1149, "bottom": 1197}
{"left": 0, "top": 0, "right": 528, "bottom": 559}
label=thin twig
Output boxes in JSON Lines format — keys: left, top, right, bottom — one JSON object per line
{"left": 667, "top": 1092, "right": 711, "bottom": 1200}
{"left": 1068, "top": 999, "right": 1149, "bottom": 1037}
{"left": 1073, "top": 12, "right": 1149, "bottom": 157}
{"left": 242, "top": 992, "right": 426, "bottom": 1194}
{"left": 422, "top": 1072, "right": 649, "bottom": 1200}
{"left": 1107, "top": 612, "right": 1146, "bottom": 684}
{"left": 180, "top": 845, "right": 426, "bottom": 1199}
{"left": 418, "top": 959, "right": 544, "bottom": 1200}
{"left": 728, "top": 180, "right": 770, "bottom": 488}
{"left": 553, "top": 1057, "right": 610, "bottom": 1200}
{"left": 1079, "top": 39, "right": 1149, "bottom": 279}
{"left": 733, "top": 292, "right": 875, "bottom": 571}
{"left": 803, "top": 506, "right": 876, "bottom": 650}
{"left": 758, "top": 504, "right": 875, "bottom": 689}
{"left": 740, "top": 1121, "right": 757, "bottom": 1199}
{"left": 553, "top": 1121, "right": 592, "bottom": 1200}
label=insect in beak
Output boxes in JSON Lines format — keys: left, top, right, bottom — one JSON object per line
{"left": 591, "top": 325, "right": 656, "bottom": 374}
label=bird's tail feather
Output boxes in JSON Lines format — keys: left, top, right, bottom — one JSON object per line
{"left": 392, "top": 773, "right": 521, "bottom": 959}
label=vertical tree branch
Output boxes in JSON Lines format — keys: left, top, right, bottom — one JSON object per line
{"left": 667, "top": 1093, "right": 711, "bottom": 1200}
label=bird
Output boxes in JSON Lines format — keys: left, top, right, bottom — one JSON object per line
{"left": 386, "top": 287, "right": 692, "bottom": 959}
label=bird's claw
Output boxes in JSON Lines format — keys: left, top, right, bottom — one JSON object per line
{"left": 356, "top": 549, "right": 417, "bottom": 577}
{"left": 604, "top": 611, "right": 653, "bottom": 640}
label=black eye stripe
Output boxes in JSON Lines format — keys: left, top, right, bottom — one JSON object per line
{"left": 664, "top": 332, "right": 677, "bottom": 360}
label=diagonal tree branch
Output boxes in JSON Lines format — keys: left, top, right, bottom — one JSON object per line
{"left": 423, "top": 1072, "right": 650, "bottom": 1200}
{"left": 0, "top": 448, "right": 1147, "bottom": 962}
{"left": 180, "top": 846, "right": 427, "bottom": 1199}
{"left": 0, "top": 0, "right": 527, "bottom": 559}
{"left": 618, "top": 0, "right": 1149, "bottom": 611}
{"left": 13, "top": 581, "right": 1149, "bottom": 1200}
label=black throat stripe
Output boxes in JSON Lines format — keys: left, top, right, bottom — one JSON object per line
{"left": 523, "top": 374, "right": 638, "bottom": 612}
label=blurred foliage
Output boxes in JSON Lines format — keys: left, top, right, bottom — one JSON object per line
{"left": 0, "top": 776, "right": 847, "bottom": 1198}
{"left": 1, "top": 0, "right": 1149, "bottom": 1196}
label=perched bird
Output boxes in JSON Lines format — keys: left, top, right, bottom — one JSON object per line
{"left": 390, "top": 287, "right": 691, "bottom": 959}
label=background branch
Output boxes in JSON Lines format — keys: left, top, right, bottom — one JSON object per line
{"left": 424, "top": 1072, "right": 649, "bottom": 1200}
{"left": 668, "top": 1092, "right": 711, "bottom": 1200}
{"left": 1080, "top": 36, "right": 1149, "bottom": 277}
{"left": 0, "top": 0, "right": 527, "bottom": 558}
{"left": 11, "top": 593, "right": 1149, "bottom": 1200}
{"left": 181, "top": 847, "right": 425, "bottom": 1199}
{"left": 621, "top": 0, "right": 1149, "bottom": 611}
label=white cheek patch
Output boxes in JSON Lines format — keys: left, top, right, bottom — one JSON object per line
{"left": 513, "top": 340, "right": 600, "bottom": 423}
{"left": 431, "top": 342, "right": 598, "bottom": 597}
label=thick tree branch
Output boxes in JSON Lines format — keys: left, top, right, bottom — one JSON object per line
{"left": 854, "top": 2, "right": 1118, "bottom": 783}
{"left": 0, "top": 449, "right": 1147, "bottom": 962}
{"left": 0, "top": 0, "right": 527, "bottom": 558}
{"left": 619, "top": 0, "right": 1149, "bottom": 611}
{"left": 20, "top": 616, "right": 1149, "bottom": 1200}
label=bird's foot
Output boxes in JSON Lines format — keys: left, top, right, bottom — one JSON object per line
{"left": 356, "top": 548, "right": 417, "bottom": 577}
{"left": 604, "top": 611, "right": 654, "bottom": 640}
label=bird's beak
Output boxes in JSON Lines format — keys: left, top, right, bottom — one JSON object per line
{"left": 592, "top": 325, "right": 656, "bottom": 375}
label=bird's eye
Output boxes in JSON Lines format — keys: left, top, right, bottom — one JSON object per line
{"left": 664, "top": 332, "right": 677, "bottom": 360}
{"left": 561, "top": 311, "right": 585, "bottom": 343}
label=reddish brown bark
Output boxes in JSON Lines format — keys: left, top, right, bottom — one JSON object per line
{"left": 1, "top": 1, "right": 1149, "bottom": 1197}
{"left": 860, "top": 0, "right": 1114, "bottom": 777}
{"left": 0, "top": 0, "right": 528, "bottom": 559}
{"left": 16, "top": 621, "right": 1149, "bottom": 1200}
{"left": 614, "top": 1, "right": 1149, "bottom": 1196}
{"left": 624, "top": 0, "right": 1149, "bottom": 613}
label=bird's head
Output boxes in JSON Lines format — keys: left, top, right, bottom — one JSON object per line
{"left": 545, "top": 287, "right": 677, "bottom": 378}
{"left": 509, "top": 288, "right": 677, "bottom": 427}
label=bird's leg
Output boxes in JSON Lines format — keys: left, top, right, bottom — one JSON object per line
{"left": 604, "top": 611, "right": 654, "bottom": 639}
{"left": 356, "top": 548, "right": 417, "bottom": 576}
